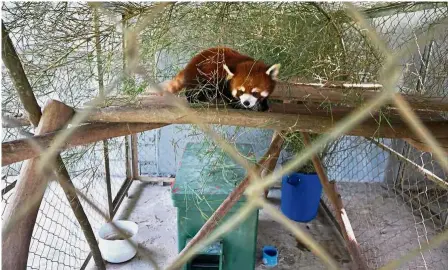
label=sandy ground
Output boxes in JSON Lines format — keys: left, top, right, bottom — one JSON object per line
{"left": 87, "top": 181, "right": 448, "bottom": 270}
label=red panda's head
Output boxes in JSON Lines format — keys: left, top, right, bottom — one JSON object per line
{"left": 224, "top": 61, "right": 280, "bottom": 110}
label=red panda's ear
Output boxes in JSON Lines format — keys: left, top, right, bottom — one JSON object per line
{"left": 223, "top": 64, "right": 234, "bottom": 80}
{"left": 266, "top": 64, "right": 281, "bottom": 81}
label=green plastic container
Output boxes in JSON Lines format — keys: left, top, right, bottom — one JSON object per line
{"left": 172, "top": 142, "right": 259, "bottom": 270}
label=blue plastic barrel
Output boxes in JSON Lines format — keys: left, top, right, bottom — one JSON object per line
{"left": 281, "top": 172, "right": 322, "bottom": 222}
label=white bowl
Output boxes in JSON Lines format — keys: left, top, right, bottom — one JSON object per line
{"left": 98, "top": 220, "right": 139, "bottom": 263}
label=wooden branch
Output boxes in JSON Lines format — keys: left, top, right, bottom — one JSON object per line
{"left": 84, "top": 99, "right": 448, "bottom": 141}
{"left": 368, "top": 138, "right": 448, "bottom": 190}
{"left": 175, "top": 131, "right": 285, "bottom": 262}
{"left": 1, "top": 22, "right": 41, "bottom": 126}
{"left": 274, "top": 82, "right": 448, "bottom": 112}
{"left": 2, "top": 100, "right": 105, "bottom": 270}
{"left": 2, "top": 123, "right": 165, "bottom": 166}
{"left": 53, "top": 154, "right": 106, "bottom": 269}
{"left": 403, "top": 138, "right": 448, "bottom": 154}
{"left": 301, "top": 132, "right": 368, "bottom": 270}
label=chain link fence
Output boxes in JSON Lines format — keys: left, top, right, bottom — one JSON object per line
{"left": 2, "top": 2, "right": 448, "bottom": 270}
{"left": 1, "top": 136, "right": 129, "bottom": 269}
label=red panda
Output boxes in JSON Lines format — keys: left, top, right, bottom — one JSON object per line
{"left": 159, "top": 47, "right": 280, "bottom": 112}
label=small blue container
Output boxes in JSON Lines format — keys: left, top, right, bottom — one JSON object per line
{"left": 262, "top": 246, "right": 278, "bottom": 267}
{"left": 281, "top": 172, "right": 322, "bottom": 222}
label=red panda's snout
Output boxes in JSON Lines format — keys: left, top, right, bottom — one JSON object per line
{"left": 231, "top": 86, "right": 271, "bottom": 109}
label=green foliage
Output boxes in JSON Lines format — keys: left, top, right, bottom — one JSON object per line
{"left": 138, "top": 2, "right": 381, "bottom": 85}
{"left": 122, "top": 77, "right": 149, "bottom": 97}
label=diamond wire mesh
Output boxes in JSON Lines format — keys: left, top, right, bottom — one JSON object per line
{"left": 1, "top": 138, "right": 129, "bottom": 269}
{"left": 1, "top": 2, "right": 448, "bottom": 270}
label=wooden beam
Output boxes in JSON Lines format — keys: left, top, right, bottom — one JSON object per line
{"left": 2, "top": 123, "right": 166, "bottom": 166}
{"left": 273, "top": 82, "right": 448, "bottom": 112}
{"left": 84, "top": 99, "right": 448, "bottom": 141}
{"left": 301, "top": 132, "right": 368, "bottom": 270}
{"left": 269, "top": 103, "right": 446, "bottom": 122}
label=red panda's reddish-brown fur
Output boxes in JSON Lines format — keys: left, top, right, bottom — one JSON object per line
{"left": 160, "top": 47, "right": 280, "bottom": 111}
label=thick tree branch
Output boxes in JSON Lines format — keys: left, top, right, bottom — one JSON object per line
{"left": 2, "top": 21, "right": 41, "bottom": 127}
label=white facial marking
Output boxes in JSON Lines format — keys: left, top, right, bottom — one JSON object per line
{"left": 261, "top": 91, "right": 269, "bottom": 97}
{"left": 251, "top": 88, "right": 260, "bottom": 93}
{"left": 232, "top": 89, "right": 237, "bottom": 97}
{"left": 239, "top": 93, "right": 258, "bottom": 108}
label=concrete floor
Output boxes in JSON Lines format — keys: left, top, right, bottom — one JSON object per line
{"left": 88, "top": 181, "right": 351, "bottom": 270}
{"left": 87, "top": 181, "right": 448, "bottom": 270}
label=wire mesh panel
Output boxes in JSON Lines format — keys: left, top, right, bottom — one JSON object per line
{"left": 322, "top": 136, "right": 448, "bottom": 269}
{"left": 1, "top": 137, "right": 129, "bottom": 269}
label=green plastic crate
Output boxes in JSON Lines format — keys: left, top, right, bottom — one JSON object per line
{"left": 172, "top": 142, "right": 259, "bottom": 270}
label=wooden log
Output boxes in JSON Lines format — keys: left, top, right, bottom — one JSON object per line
{"left": 269, "top": 103, "right": 447, "bottom": 122}
{"left": 2, "top": 100, "right": 75, "bottom": 270}
{"left": 173, "top": 132, "right": 285, "bottom": 263}
{"left": 2, "top": 123, "right": 166, "bottom": 166}
{"left": 274, "top": 82, "right": 448, "bottom": 112}
{"left": 85, "top": 100, "right": 448, "bottom": 141}
{"left": 137, "top": 81, "right": 448, "bottom": 112}
{"left": 301, "top": 132, "right": 368, "bottom": 270}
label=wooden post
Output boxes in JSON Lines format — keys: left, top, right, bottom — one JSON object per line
{"left": 131, "top": 134, "right": 139, "bottom": 179}
{"left": 2, "top": 122, "right": 166, "bottom": 166}
{"left": 301, "top": 132, "right": 368, "bottom": 270}
{"left": 174, "top": 132, "right": 285, "bottom": 262}
{"left": 124, "top": 135, "right": 132, "bottom": 180}
{"left": 103, "top": 139, "right": 113, "bottom": 219}
{"left": 2, "top": 100, "right": 103, "bottom": 270}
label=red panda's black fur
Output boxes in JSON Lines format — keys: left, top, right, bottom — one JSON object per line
{"left": 160, "top": 47, "right": 280, "bottom": 112}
